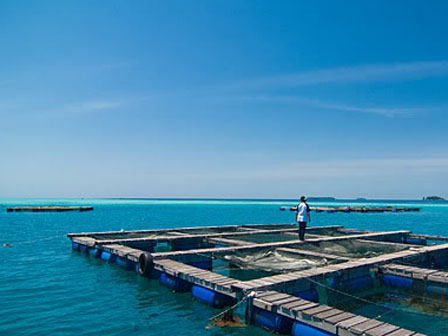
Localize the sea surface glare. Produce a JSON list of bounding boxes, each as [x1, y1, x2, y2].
[[1, 199, 447, 336]]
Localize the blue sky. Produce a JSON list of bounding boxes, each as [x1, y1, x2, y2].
[[1, 0, 448, 199]]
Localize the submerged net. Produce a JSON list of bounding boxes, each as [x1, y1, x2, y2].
[[220, 249, 329, 273], [215, 238, 409, 273], [326, 282, 448, 336], [300, 239, 409, 258]]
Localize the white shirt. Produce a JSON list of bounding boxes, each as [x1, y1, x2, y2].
[[297, 202, 309, 222]]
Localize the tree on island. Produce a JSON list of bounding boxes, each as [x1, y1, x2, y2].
[[423, 196, 446, 201]]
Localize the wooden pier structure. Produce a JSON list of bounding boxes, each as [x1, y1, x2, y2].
[[7, 205, 93, 212], [68, 223, 448, 335], [280, 206, 421, 213]]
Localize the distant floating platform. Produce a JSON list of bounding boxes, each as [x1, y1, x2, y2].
[[280, 206, 420, 213], [6, 206, 94, 213]]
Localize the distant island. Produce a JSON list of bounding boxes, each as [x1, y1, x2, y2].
[[423, 196, 446, 201], [307, 197, 336, 201]]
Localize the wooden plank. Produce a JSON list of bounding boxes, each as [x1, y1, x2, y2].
[[282, 299, 310, 310], [356, 239, 419, 248], [364, 323, 400, 336], [301, 305, 333, 318], [313, 308, 346, 320], [262, 293, 291, 303], [349, 319, 384, 334], [410, 234, 448, 241], [385, 329, 418, 336], [255, 291, 279, 298], [325, 312, 356, 325], [168, 231, 191, 236], [276, 247, 351, 262], [205, 237, 250, 246], [337, 315, 369, 336], [272, 296, 301, 306], [291, 302, 319, 314]]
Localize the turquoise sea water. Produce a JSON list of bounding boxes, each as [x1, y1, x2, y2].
[[1, 199, 448, 336]]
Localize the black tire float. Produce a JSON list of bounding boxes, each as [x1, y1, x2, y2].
[[138, 252, 154, 277]]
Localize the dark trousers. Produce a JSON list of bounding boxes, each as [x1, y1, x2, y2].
[[299, 221, 307, 240]]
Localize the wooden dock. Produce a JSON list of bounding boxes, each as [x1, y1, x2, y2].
[[252, 290, 421, 336], [280, 206, 421, 213], [7, 206, 93, 212], [67, 223, 448, 336]]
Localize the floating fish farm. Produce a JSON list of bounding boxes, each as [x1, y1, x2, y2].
[[280, 206, 421, 213], [68, 223, 448, 336], [7, 206, 94, 212]]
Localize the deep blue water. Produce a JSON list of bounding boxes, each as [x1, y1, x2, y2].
[[1, 199, 448, 335]]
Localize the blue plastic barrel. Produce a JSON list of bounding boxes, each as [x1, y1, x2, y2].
[[79, 244, 88, 253], [100, 251, 117, 263], [426, 283, 448, 295], [87, 248, 100, 257], [383, 275, 413, 288], [72, 242, 80, 251], [116, 256, 135, 270], [293, 288, 318, 302], [251, 306, 293, 334], [292, 321, 332, 336], [191, 285, 236, 308], [160, 272, 191, 292]]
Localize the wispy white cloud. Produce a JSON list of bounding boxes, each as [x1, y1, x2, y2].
[[212, 60, 448, 118], [237, 61, 448, 89], [233, 95, 430, 117], [71, 100, 123, 112]]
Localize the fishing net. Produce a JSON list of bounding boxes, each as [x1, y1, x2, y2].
[[214, 238, 409, 273], [220, 248, 329, 273], [299, 239, 409, 258], [235, 233, 299, 244]]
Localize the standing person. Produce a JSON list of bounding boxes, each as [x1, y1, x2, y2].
[[296, 196, 311, 240]]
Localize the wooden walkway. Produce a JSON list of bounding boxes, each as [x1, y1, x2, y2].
[[380, 263, 448, 284], [252, 290, 425, 336], [154, 259, 239, 297]]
